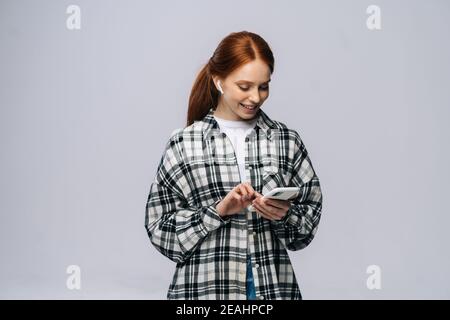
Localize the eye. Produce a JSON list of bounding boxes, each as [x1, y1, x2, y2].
[[238, 85, 269, 91]]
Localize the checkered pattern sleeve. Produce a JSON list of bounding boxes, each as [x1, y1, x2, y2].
[[144, 135, 230, 263], [270, 132, 323, 251]]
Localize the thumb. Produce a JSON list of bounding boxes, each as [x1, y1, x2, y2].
[[254, 191, 263, 198]]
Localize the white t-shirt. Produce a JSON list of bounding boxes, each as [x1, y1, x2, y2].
[[213, 115, 257, 183]]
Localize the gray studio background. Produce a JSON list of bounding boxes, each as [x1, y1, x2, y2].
[[1, 0, 449, 299]]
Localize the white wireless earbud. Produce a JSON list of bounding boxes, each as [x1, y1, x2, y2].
[[217, 80, 224, 95]]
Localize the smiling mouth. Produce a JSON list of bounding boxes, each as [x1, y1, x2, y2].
[[240, 103, 258, 110]]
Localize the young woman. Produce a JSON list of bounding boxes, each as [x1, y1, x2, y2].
[[145, 31, 323, 300]]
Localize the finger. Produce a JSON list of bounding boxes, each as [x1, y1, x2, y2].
[[252, 192, 263, 204], [258, 197, 286, 213], [238, 186, 252, 203], [255, 204, 280, 221], [239, 185, 249, 199], [254, 190, 263, 198], [251, 193, 264, 207], [252, 203, 270, 219], [233, 193, 247, 208], [265, 199, 290, 210], [252, 202, 279, 220], [259, 201, 286, 220], [243, 182, 256, 199], [235, 185, 247, 198]]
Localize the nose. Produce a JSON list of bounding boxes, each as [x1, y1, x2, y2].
[[249, 88, 261, 105]]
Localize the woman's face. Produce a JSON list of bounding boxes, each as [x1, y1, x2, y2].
[[213, 59, 271, 121]]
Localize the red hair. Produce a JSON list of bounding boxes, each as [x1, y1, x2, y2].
[[186, 31, 275, 127]]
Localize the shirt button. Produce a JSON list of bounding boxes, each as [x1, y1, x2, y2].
[[240, 263, 246, 276], [258, 295, 265, 300], [255, 263, 260, 268], [245, 137, 249, 142]]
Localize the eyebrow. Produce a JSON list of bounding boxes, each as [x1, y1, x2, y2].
[[236, 79, 271, 85]]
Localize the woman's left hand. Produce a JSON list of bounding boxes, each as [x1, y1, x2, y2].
[[251, 191, 291, 221]]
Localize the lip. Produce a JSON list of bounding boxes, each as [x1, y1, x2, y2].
[[240, 103, 257, 108], [239, 103, 258, 112]]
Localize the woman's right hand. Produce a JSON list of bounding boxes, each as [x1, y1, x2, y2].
[[216, 182, 260, 218]]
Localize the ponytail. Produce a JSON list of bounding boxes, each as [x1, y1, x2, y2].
[[186, 62, 219, 127]]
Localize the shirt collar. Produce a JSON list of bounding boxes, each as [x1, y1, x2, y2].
[[200, 106, 277, 141]]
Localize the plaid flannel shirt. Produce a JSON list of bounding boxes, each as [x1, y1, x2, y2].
[[145, 107, 323, 300]]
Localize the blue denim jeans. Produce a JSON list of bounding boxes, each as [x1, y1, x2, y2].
[[246, 254, 256, 300]]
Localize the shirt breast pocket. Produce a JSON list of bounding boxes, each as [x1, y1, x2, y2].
[[261, 156, 292, 195]]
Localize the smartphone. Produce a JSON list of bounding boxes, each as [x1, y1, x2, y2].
[[263, 187, 301, 200], [247, 187, 301, 212]]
